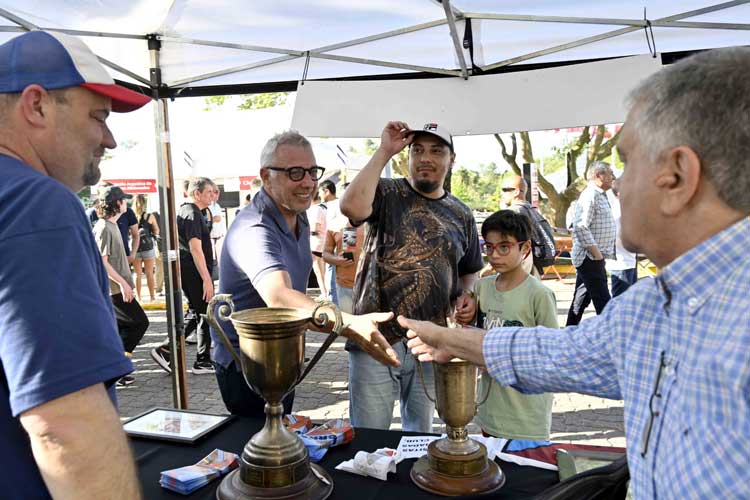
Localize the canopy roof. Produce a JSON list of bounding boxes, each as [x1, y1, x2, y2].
[[1, 1, 748, 97]]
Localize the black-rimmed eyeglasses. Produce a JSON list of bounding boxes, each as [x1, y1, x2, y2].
[[266, 166, 325, 182]]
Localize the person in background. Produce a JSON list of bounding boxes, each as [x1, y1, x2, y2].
[[322, 213, 364, 313], [0, 29, 149, 499], [89, 182, 140, 263], [566, 161, 616, 326], [93, 186, 149, 386], [151, 210, 165, 296], [132, 194, 160, 303], [606, 178, 637, 297], [151, 177, 216, 374], [319, 179, 339, 304], [307, 191, 328, 298], [208, 184, 226, 267]]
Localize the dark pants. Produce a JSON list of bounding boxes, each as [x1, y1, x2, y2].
[[111, 293, 149, 353], [566, 257, 611, 326], [610, 268, 637, 298], [180, 259, 212, 361], [214, 361, 295, 418]]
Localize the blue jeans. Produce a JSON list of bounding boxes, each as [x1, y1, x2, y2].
[[348, 341, 435, 432], [336, 285, 353, 314], [325, 265, 338, 305], [610, 268, 637, 297]]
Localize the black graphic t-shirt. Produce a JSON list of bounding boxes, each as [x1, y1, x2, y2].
[[351, 178, 483, 347], [177, 202, 213, 271]]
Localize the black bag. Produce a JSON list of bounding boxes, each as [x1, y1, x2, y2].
[[137, 213, 154, 253], [519, 204, 557, 274]]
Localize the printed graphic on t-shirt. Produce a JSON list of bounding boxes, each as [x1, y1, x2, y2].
[[483, 309, 524, 330], [342, 226, 358, 250]]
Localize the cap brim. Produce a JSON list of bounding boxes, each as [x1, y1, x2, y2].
[[406, 129, 453, 149], [81, 83, 151, 113]]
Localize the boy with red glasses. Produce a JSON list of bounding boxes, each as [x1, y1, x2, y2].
[[469, 210, 559, 440]]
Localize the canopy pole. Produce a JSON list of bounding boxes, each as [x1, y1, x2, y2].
[[149, 35, 189, 409]]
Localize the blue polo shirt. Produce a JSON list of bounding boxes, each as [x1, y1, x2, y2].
[[0, 155, 132, 499], [213, 188, 312, 369]]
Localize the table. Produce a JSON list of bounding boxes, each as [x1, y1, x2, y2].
[[132, 416, 559, 499]]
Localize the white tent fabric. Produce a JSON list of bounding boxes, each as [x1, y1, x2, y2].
[[1, 1, 748, 90]]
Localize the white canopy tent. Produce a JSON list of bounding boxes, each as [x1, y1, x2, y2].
[[2, 1, 747, 407]]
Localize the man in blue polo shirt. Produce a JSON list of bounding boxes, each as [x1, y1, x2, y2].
[[0, 31, 150, 499], [214, 130, 400, 418]]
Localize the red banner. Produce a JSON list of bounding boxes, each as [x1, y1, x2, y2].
[[239, 176, 258, 189], [103, 179, 157, 194]]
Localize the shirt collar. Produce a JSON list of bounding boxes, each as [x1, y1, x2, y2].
[[255, 187, 309, 235], [658, 217, 750, 307]]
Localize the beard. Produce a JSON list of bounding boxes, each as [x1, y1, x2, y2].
[[414, 178, 440, 194], [82, 160, 102, 187]]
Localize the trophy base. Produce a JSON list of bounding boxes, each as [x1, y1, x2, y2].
[[216, 464, 333, 500], [410, 454, 505, 497]]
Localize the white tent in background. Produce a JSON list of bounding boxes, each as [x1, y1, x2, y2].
[[2, 1, 747, 407]]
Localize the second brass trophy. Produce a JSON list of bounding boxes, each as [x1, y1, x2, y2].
[[207, 294, 343, 500], [412, 357, 505, 496]]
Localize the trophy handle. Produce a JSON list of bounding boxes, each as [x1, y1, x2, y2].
[[416, 359, 437, 403], [297, 301, 344, 384], [476, 374, 493, 409], [206, 294, 242, 368]]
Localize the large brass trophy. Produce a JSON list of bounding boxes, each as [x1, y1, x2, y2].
[[412, 359, 505, 496], [207, 294, 343, 500]]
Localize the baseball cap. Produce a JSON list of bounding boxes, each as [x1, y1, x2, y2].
[[408, 123, 454, 151], [0, 30, 151, 113], [101, 185, 133, 203]]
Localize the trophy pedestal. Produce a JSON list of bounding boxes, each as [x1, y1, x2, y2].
[[410, 440, 505, 497], [216, 464, 333, 500]]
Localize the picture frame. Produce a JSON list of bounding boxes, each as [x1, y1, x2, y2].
[[556, 449, 626, 481], [123, 407, 234, 444]]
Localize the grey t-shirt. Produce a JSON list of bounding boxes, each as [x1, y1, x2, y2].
[[93, 218, 134, 295]]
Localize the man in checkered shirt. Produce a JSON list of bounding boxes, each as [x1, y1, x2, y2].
[[567, 161, 616, 326], [400, 47, 750, 499]]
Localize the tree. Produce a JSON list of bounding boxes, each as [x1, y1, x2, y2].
[[204, 92, 289, 111], [494, 125, 621, 227]]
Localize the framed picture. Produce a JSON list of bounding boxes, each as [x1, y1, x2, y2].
[[123, 407, 233, 444], [556, 449, 626, 482]]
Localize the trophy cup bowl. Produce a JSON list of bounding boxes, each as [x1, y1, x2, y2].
[[207, 294, 342, 500], [411, 358, 505, 496]]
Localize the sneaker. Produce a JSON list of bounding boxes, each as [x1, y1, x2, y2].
[[185, 331, 198, 345], [150, 346, 172, 374], [116, 374, 135, 386], [192, 359, 215, 375]]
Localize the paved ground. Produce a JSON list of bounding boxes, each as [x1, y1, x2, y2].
[[118, 277, 625, 448]]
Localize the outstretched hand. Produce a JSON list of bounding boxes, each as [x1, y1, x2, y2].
[[397, 316, 455, 363], [378, 121, 414, 157], [339, 311, 401, 367]]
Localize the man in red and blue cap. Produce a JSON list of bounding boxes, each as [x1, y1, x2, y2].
[[0, 30, 150, 499]]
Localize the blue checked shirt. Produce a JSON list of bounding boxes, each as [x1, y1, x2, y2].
[[484, 217, 750, 499], [570, 184, 616, 267]]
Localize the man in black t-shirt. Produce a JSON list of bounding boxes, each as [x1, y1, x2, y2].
[[151, 177, 216, 374], [340, 121, 483, 432]]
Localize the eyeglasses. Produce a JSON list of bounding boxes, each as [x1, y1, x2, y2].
[[483, 241, 527, 256], [501, 187, 516, 193], [266, 166, 325, 182], [641, 350, 667, 457]]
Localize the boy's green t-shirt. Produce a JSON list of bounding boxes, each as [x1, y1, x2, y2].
[[475, 274, 558, 440]]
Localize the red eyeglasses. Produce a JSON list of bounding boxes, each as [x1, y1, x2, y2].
[[483, 241, 528, 256]]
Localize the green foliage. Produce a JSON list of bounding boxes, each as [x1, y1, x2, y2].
[[450, 163, 505, 210], [204, 92, 289, 111]]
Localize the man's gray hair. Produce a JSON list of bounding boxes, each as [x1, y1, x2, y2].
[[188, 177, 214, 196], [260, 130, 312, 168], [626, 47, 750, 212], [588, 161, 612, 181]]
